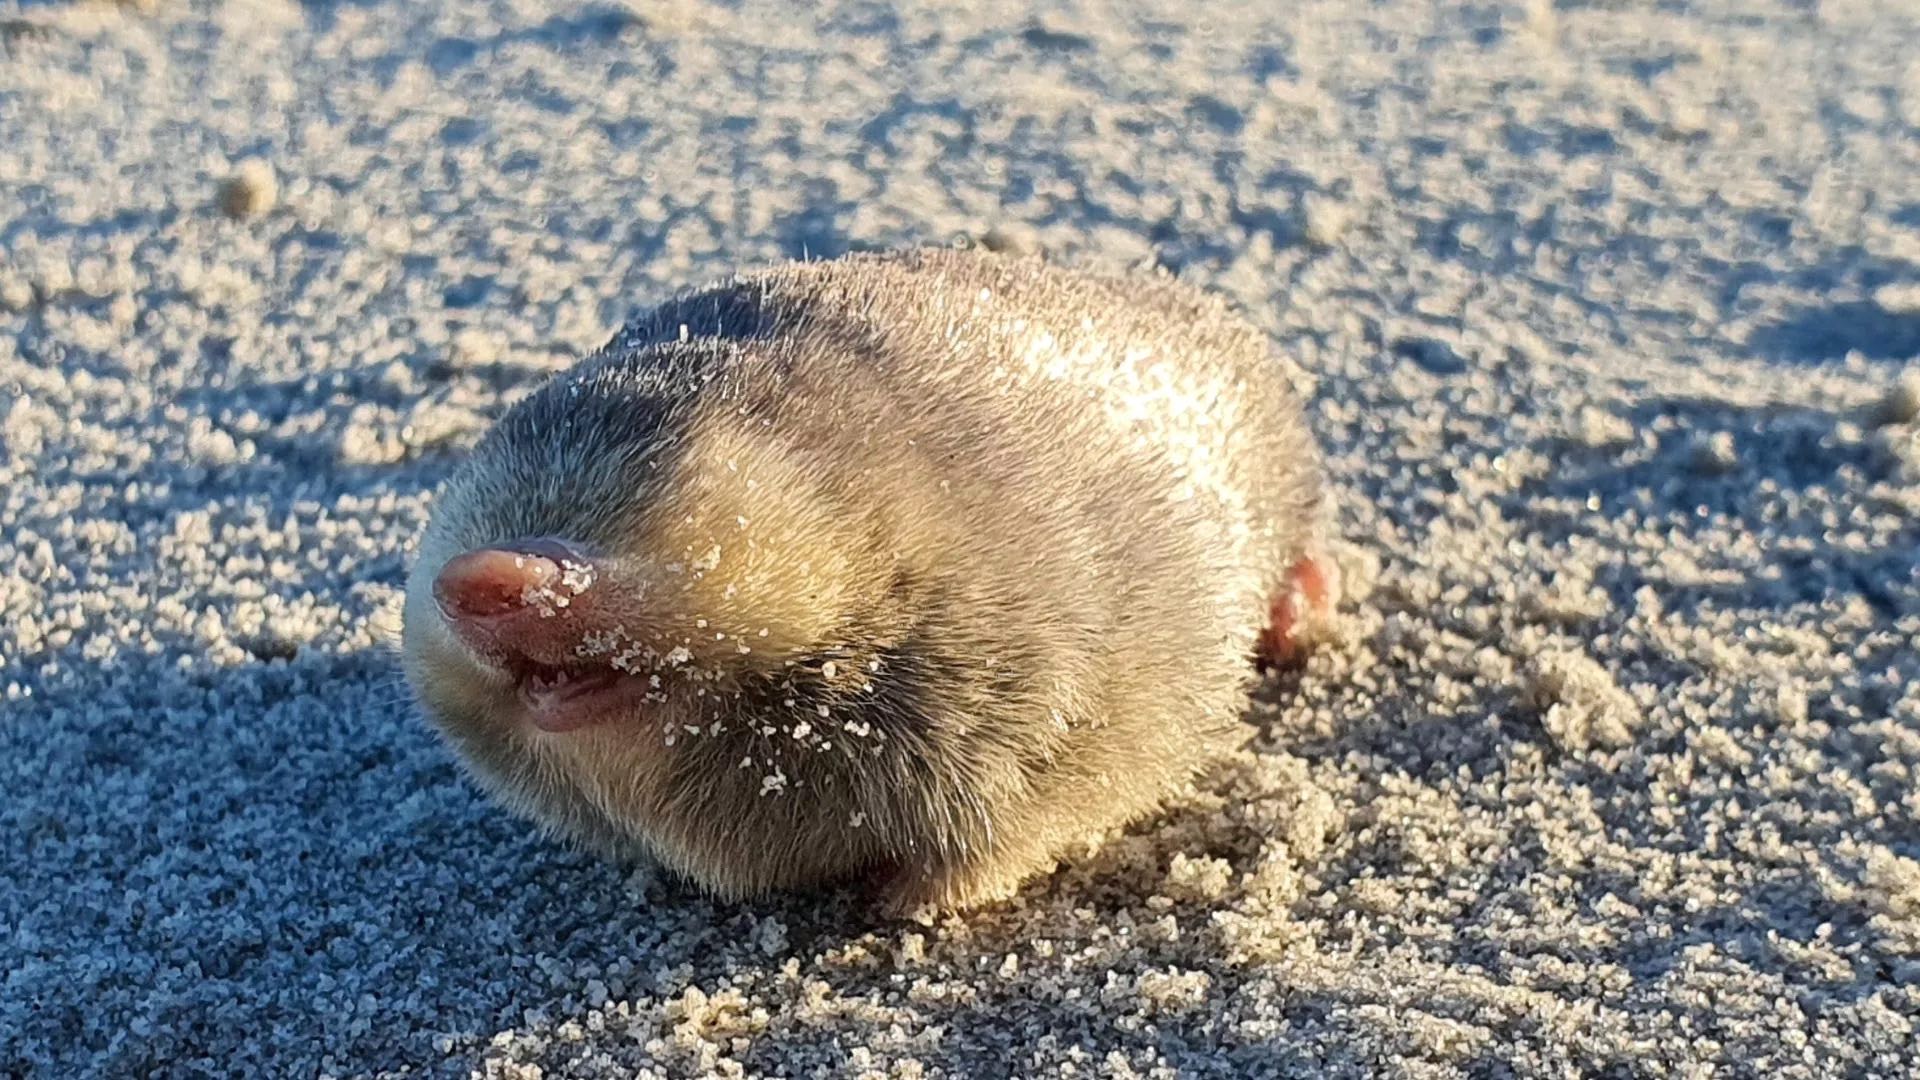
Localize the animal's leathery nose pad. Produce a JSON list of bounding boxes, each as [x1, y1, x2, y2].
[[432, 538, 599, 626], [429, 539, 640, 732]]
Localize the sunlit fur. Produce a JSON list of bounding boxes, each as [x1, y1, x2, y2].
[[401, 248, 1326, 911]]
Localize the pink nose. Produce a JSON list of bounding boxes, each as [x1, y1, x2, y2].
[[433, 537, 594, 620]]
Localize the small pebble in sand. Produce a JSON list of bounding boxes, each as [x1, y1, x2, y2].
[[1301, 194, 1352, 249], [1872, 282, 1920, 315], [1163, 852, 1235, 903], [1524, 571, 1612, 626], [1772, 680, 1808, 726], [1522, 650, 1642, 752], [1688, 430, 1738, 475], [977, 224, 1039, 256], [1569, 405, 1634, 450], [0, 276, 34, 313], [1863, 848, 1920, 919], [449, 328, 500, 368], [1876, 369, 1920, 426], [1133, 968, 1214, 1014], [219, 159, 278, 219]]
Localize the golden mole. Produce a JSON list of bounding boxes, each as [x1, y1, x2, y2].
[[401, 247, 1336, 913]]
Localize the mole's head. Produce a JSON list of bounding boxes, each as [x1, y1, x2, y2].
[[400, 347, 897, 868]]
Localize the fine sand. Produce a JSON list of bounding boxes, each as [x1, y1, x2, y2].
[[3, 0, 1918, 1076]]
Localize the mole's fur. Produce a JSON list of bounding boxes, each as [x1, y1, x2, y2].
[[401, 248, 1329, 912]]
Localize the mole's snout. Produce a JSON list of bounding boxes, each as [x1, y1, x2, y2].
[[431, 539, 603, 664], [428, 539, 652, 732], [433, 539, 590, 621], [432, 539, 594, 622]]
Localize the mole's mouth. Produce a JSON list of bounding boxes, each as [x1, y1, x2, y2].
[[509, 660, 645, 733], [430, 539, 652, 734]]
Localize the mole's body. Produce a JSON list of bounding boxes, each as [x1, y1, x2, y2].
[[401, 248, 1333, 912]]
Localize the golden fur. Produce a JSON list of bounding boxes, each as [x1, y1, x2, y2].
[[401, 248, 1325, 912]]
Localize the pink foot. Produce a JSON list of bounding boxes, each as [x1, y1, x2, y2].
[[1259, 553, 1340, 669]]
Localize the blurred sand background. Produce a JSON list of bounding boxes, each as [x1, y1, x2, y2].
[[3, 0, 1919, 1075]]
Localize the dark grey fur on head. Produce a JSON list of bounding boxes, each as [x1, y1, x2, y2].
[[402, 247, 1327, 911]]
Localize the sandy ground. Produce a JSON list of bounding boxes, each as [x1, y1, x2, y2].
[[3, 0, 1919, 1075]]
